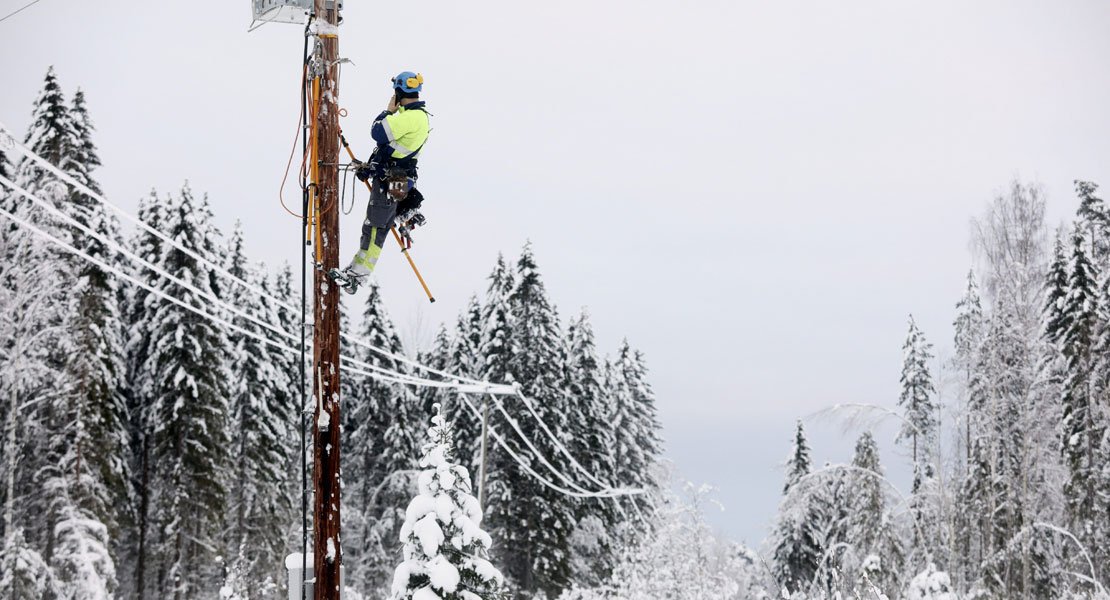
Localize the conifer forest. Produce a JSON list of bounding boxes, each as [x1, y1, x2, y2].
[[3, 36, 1110, 600]]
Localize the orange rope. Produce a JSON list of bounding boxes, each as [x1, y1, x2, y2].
[[278, 64, 309, 219]]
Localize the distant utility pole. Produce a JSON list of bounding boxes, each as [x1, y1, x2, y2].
[[311, 0, 343, 597]]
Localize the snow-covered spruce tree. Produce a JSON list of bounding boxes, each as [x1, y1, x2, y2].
[[501, 243, 574, 597], [1045, 230, 1073, 346], [42, 85, 132, 599], [4, 66, 125, 597], [896, 316, 943, 573], [563, 310, 618, 587], [8, 65, 81, 494], [1075, 180, 1109, 263], [479, 254, 515, 389], [770, 421, 821, 595], [897, 315, 938, 467], [346, 281, 420, 597], [14, 67, 80, 201], [845, 431, 902, 596], [140, 184, 232, 599], [1074, 180, 1110, 581], [121, 189, 169, 598], [222, 225, 292, 598], [1058, 225, 1104, 566], [47, 98, 127, 598], [607, 340, 663, 523], [390, 406, 506, 600]]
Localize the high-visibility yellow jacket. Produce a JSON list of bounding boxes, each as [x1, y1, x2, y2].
[[370, 101, 430, 162]]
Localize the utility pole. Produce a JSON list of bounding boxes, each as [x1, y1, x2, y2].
[[310, 0, 342, 598]]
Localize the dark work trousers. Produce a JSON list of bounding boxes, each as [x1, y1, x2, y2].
[[348, 179, 397, 276]]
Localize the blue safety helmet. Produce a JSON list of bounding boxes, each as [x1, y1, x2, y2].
[[392, 71, 424, 94]]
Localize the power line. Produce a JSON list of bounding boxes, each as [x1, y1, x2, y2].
[[458, 394, 641, 499], [0, 0, 45, 24], [508, 389, 621, 492], [487, 391, 614, 495]]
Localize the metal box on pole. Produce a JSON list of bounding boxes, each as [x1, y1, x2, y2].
[[250, 0, 342, 28]]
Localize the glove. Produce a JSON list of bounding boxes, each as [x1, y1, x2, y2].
[[355, 164, 373, 182], [397, 188, 424, 214]]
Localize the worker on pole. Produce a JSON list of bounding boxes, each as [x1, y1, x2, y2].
[[330, 71, 430, 294]]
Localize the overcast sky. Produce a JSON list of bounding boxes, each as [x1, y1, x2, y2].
[[2, 0, 1109, 547]]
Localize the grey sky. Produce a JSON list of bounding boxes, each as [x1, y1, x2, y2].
[[2, 0, 1109, 547]]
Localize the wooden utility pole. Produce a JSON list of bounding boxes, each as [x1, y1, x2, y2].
[[311, 0, 343, 598]]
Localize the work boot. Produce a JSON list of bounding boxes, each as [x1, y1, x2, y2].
[[327, 267, 365, 295]]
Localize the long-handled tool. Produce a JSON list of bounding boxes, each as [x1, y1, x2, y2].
[[338, 131, 435, 303]]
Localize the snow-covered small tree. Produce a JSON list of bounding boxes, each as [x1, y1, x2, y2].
[[390, 405, 506, 600], [897, 315, 937, 466]]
